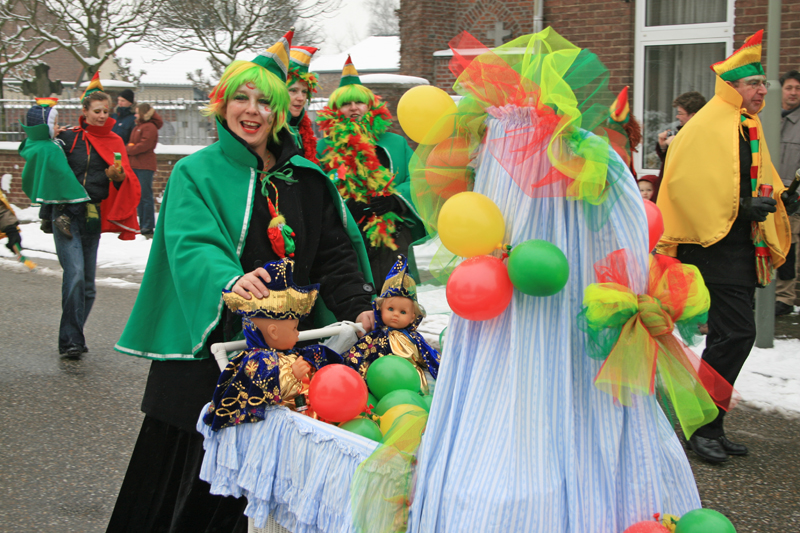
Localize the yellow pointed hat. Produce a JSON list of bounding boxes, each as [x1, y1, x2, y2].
[[251, 28, 294, 82], [711, 30, 765, 81], [609, 86, 630, 124], [339, 55, 361, 87], [288, 45, 320, 93], [80, 72, 104, 101]]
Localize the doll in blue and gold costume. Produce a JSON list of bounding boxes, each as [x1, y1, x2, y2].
[[343, 255, 440, 393], [203, 258, 342, 431]]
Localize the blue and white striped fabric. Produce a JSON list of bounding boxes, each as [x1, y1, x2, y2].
[[198, 405, 378, 532], [408, 107, 700, 533]]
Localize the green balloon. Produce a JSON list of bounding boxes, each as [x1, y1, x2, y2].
[[339, 418, 383, 442], [374, 389, 428, 416], [423, 394, 434, 411], [507, 239, 569, 296], [676, 509, 736, 533], [366, 355, 420, 399]]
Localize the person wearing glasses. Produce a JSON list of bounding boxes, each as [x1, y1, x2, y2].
[[657, 31, 798, 464]]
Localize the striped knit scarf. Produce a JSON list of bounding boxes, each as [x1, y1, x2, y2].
[[741, 114, 772, 285]]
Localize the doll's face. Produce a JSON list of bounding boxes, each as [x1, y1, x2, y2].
[[251, 317, 299, 351], [381, 297, 416, 329]]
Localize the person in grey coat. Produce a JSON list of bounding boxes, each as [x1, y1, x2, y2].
[[777, 70, 800, 316]]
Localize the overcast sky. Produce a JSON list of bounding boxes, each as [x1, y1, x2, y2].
[[318, 0, 369, 54]]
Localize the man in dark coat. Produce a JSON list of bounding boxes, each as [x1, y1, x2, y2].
[[111, 88, 136, 144]]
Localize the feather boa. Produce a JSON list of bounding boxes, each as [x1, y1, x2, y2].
[[298, 113, 319, 164], [317, 102, 400, 249]]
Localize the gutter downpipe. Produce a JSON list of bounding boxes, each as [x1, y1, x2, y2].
[[533, 0, 544, 33]]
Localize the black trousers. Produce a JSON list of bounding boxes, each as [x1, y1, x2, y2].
[[694, 283, 756, 439], [106, 416, 248, 533]]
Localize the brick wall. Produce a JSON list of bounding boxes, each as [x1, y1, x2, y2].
[[404, 0, 634, 92], [543, 0, 636, 92], [1, 148, 189, 211], [735, 0, 800, 77], [408, 0, 800, 102]]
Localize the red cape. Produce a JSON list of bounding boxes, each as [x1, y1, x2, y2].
[[75, 116, 141, 240]]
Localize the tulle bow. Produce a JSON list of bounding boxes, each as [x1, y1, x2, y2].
[[578, 250, 738, 438]]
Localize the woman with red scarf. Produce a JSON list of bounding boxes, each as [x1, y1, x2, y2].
[[54, 79, 140, 359], [286, 45, 320, 163]]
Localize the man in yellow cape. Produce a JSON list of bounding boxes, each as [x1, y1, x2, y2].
[[657, 30, 797, 464]]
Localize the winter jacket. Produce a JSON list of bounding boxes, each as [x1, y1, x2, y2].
[[111, 106, 136, 144], [780, 105, 800, 187], [127, 110, 163, 171]]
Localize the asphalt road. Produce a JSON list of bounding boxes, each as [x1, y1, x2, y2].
[[0, 263, 798, 532]]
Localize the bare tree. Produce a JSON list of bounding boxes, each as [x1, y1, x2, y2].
[[109, 56, 145, 85], [366, 0, 399, 36], [147, 0, 341, 69], [0, 0, 59, 136], [18, 0, 165, 81]]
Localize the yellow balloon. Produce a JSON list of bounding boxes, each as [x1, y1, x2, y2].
[[397, 85, 457, 145], [379, 404, 427, 435], [438, 192, 505, 257]]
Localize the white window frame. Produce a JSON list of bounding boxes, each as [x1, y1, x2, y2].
[[633, 0, 735, 173]]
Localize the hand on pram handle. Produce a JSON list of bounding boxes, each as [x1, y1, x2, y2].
[[210, 321, 367, 371]]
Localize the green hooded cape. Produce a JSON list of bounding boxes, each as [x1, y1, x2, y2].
[[115, 120, 371, 361], [19, 124, 90, 204]]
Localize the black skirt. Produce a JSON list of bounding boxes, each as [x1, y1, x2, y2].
[[106, 415, 248, 533]]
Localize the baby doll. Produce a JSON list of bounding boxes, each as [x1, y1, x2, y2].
[[343, 255, 440, 394], [203, 258, 342, 431], [19, 97, 89, 238]]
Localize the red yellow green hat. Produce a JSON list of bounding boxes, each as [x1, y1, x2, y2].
[[34, 97, 58, 107], [339, 55, 361, 88], [288, 45, 319, 93], [711, 30, 765, 82], [80, 72, 104, 101], [609, 86, 630, 124], [251, 29, 294, 82]]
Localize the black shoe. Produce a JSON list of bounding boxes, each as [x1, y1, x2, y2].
[[60, 346, 83, 360], [54, 215, 73, 239], [40, 219, 53, 234], [776, 301, 794, 316], [688, 434, 728, 463], [718, 435, 748, 456]]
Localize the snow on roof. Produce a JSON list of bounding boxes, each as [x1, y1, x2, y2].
[[311, 36, 400, 73], [79, 79, 136, 88], [114, 42, 212, 87], [359, 73, 429, 86]]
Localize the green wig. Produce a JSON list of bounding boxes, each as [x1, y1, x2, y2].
[[205, 60, 290, 142], [328, 84, 376, 110]]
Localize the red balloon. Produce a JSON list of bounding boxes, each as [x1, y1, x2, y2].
[[446, 255, 513, 321], [624, 521, 669, 533], [643, 199, 664, 252], [308, 364, 368, 423]]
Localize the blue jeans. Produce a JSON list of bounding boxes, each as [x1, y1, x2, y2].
[[53, 207, 100, 353], [135, 169, 155, 233]]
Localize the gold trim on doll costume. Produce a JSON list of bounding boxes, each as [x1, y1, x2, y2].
[[388, 331, 430, 394], [222, 287, 319, 320]]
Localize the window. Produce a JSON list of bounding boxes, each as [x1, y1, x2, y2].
[[633, 0, 734, 172]]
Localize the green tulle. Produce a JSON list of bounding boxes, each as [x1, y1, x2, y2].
[[350, 411, 428, 533]]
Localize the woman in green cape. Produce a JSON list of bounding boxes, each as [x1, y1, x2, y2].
[[108, 30, 375, 533]]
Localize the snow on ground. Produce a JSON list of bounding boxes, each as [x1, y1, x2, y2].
[[2, 204, 798, 418]]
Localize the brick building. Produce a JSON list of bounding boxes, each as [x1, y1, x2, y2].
[[399, 0, 800, 173]]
